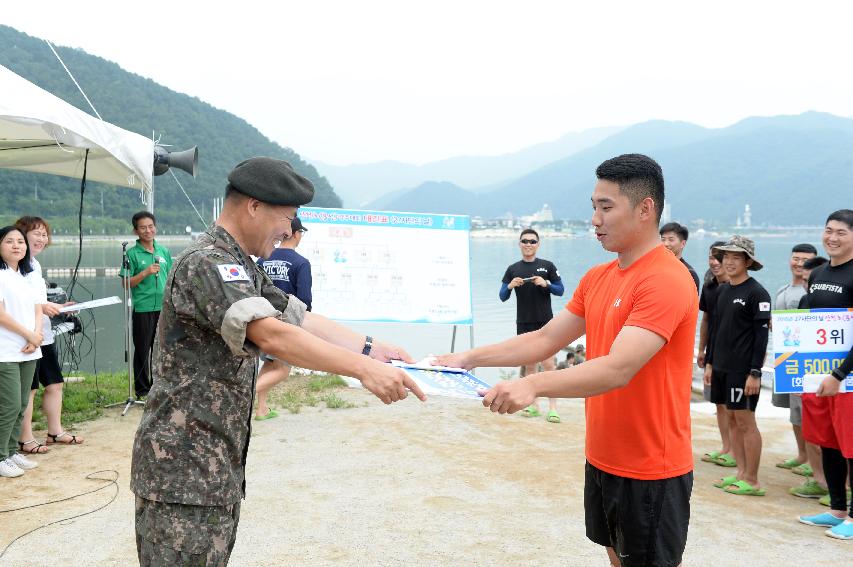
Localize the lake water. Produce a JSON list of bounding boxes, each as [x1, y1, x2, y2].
[[38, 231, 821, 383]]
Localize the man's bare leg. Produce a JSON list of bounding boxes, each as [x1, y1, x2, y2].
[[255, 360, 291, 417], [734, 410, 762, 488], [716, 404, 731, 454]]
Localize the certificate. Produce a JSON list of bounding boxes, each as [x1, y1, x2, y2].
[[771, 308, 853, 393], [391, 361, 491, 399]]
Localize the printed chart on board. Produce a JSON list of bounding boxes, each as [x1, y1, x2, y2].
[[298, 207, 472, 324]]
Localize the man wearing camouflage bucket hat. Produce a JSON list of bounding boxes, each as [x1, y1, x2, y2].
[[704, 235, 771, 497], [130, 157, 426, 565]]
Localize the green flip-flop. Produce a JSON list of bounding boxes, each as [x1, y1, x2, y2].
[[701, 450, 721, 463], [713, 475, 738, 489], [724, 480, 766, 496], [713, 453, 737, 468], [776, 457, 803, 470], [546, 411, 561, 423], [522, 406, 541, 418], [254, 409, 279, 421], [791, 463, 813, 477]]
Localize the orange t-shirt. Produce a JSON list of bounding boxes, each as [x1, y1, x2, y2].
[[566, 244, 699, 480]]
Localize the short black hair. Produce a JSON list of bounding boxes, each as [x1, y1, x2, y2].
[[132, 211, 156, 229], [520, 228, 539, 241], [803, 256, 828, 270], [826, 209, 853, 230], [595, 154, 665, 223], [709, 239, 727, 251], [0, 226, 34, 275], [659, 222, 688, 241], [792, 243, 817, 254]]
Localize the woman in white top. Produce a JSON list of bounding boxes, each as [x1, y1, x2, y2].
[[15, 216, 84, 453], [0, 226, 43, 478]]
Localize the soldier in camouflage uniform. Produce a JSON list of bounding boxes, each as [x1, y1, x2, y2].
[[131, 157, 425, 566]]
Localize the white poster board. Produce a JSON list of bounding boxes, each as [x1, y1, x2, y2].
[[771, 308, 853, 393], [298, 207, 473, 324]]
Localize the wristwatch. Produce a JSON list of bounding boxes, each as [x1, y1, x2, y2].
[[749, 369, 762, 378], [831, 368, 847, 382], [361, 335, 373, 356]]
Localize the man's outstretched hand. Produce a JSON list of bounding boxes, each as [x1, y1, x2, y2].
[[479, 378, 537, 415]]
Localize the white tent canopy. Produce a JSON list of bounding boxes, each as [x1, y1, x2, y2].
[[0, 64, 154, 196]]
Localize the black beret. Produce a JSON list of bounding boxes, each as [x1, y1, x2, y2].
[[227, 157, 314, 206]]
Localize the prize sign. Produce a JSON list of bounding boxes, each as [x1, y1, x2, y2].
[[771, 308, 853, 393]]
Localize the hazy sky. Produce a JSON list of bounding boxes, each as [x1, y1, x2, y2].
[[5, 1, 853, 165]]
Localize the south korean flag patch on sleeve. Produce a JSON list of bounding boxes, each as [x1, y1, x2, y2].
[[217, 264, 251, 283], [759, 301, 770, 312]]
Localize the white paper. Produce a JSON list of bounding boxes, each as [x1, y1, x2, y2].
[[58, 296, 121, 313]]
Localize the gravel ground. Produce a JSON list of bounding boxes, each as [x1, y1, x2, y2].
[[0, 389, 849, 566]]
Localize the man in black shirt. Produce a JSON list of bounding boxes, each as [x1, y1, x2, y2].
[[698, 240, 736, 468], [660, 222, 701, 293], [798, 209, 853, 540], [705, 236, 770, 496], [500, 228, 564, 422]]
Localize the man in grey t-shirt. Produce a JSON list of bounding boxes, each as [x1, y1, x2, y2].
[[772, 244, 827, 499]]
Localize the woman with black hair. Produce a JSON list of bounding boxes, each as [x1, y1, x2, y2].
[[15, 216, 84, 452], [0, 226, 44, 478]]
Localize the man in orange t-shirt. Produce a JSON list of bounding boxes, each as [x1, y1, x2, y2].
[[437, 154, 699, 566]]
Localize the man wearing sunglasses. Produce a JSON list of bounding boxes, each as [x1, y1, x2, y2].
[[500, 228, 564, 422]]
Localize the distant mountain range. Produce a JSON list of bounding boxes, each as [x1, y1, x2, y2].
[[358, 112, 853, 226], [311, 126, 622, 207], [0, 25, 341, 233]]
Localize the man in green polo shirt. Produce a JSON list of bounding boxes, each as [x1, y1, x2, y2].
[[119, 211, 173, 398]]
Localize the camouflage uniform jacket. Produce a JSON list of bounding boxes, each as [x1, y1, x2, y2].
[[130, 225, 307, 506]]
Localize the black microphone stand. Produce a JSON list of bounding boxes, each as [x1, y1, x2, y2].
[[106, 242, 144, 416]]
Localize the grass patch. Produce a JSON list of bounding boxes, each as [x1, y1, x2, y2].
[[31, 371, 130, 432], [28, 370, 355, 431], [269, 373, 356, 413]]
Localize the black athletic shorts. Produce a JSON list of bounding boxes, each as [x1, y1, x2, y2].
[[516, 320, 548, 335], [33, 342, 64, 389], [585, 461, 692, 567], [710, 369, 759, 411]]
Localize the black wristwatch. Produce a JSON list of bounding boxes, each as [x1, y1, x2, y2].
[[361, 335, 373, 356], [749, 369, 763, 378], [831, 368, 847, 382]]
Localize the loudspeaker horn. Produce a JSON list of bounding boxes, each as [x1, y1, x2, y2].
[[153, 145, 198, 177]]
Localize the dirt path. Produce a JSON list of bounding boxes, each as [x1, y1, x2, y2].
[[0, 389, 848, 566]]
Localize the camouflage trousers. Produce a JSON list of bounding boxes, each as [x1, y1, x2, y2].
[[135, 497, 241, 566]]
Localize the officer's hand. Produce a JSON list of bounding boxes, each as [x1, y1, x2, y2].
[[508, 277, 525, 289], [369, 340, 414, 363], [816, 374, 841, 397], [433, 352, 473, 371], [479, 378, 536, 414], [703, 364, 713, 386], [531, 276, 548, 288], [360, 361, 427, 404]]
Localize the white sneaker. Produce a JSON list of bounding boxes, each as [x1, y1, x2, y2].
[[0, 458, 25, 477], [10, 453, 38, 470]]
